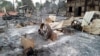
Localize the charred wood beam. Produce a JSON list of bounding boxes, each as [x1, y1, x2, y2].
[[99, 0, 100, 11], [74, 0, 77, 17], [84, 0, 88, 13]]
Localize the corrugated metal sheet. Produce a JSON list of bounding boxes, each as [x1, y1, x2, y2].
[[81, 11, 100, 26], [81, 11, 94, 26]]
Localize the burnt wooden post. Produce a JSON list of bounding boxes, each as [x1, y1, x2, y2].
[[99, 0, 100, 11], [74, 0, 77, 17], [84, 0, 87, 13]]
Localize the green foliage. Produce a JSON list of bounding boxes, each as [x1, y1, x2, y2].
[[0, 0, 13, 12], [17, 1, 22, 6], [21, 0, 34, 9]]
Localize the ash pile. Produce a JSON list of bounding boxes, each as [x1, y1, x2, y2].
[[0, 10, 100, 56]]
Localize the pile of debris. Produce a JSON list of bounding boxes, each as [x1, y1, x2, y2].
[[68, 11, 100, 35]]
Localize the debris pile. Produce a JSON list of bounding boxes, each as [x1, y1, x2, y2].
[[0, 10, 100, 56]]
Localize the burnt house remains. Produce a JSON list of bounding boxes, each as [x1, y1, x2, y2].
[[66, 0, 100, 17]]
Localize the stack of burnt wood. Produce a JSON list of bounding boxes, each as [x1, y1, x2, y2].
[[20, 22, 58, 56], [20, 16, 58, 56], [20, 15, 76, 56]]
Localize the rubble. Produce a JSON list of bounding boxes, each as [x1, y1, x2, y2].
[[70, 11, 100, 35], [21, 36, 34, 49], [21, 35, 35, 56], [0, 8, 100, 56], [82, 11, 100, 34], [38, 23, 57, 41]]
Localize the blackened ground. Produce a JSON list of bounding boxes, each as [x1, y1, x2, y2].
[[0, 16, 100, 56]]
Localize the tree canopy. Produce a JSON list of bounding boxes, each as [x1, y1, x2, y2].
[[0, 0, 13, 12]]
